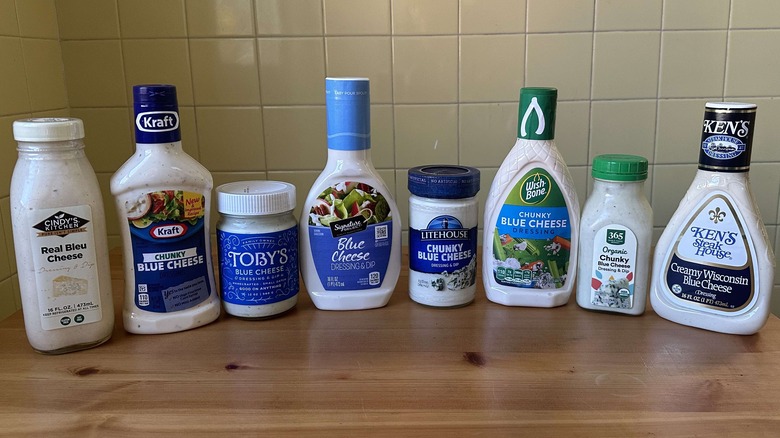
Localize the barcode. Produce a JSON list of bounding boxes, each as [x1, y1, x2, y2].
[[375, 224, 388, 240]]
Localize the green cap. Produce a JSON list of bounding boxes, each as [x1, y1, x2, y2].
[[592, 154, 648, 181], [518, 87, 557, 140]]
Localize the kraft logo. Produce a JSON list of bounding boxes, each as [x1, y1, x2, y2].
[[150, 223, 187, 239], [136, 111, 179, 132]]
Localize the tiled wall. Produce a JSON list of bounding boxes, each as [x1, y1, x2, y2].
[[1, 0, 780, 319]]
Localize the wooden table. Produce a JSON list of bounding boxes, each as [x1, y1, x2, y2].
[[1, 250, 779, 436]]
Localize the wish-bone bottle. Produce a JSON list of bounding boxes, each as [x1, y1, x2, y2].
[[650, 102, 775, 335]]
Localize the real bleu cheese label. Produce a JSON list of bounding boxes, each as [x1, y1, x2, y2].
[[663, 193, 756, 314], [29, 205, 103, 330]]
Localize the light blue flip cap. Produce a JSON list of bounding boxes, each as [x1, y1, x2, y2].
[[326, 77, 370, 150]]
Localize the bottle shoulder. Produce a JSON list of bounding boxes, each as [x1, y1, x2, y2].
[[112, 144, 213, 194]]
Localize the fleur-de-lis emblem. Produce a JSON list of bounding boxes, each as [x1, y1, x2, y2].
[[709, 207, 726, 223]]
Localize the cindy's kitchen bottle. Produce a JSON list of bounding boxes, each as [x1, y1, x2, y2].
[[482, 87, 580, 307], [111, 84, 220, 334], [300, 78, 401, 310], [650, 102, 775, 335]]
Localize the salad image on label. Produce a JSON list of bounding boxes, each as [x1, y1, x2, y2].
[[126, 190, 205, 228], [308, 182, 391, 229]]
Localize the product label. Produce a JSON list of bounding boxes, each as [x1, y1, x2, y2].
[[491, 168, 572, 289], [410, 215, 478, 292], [125, 190, 212, 312], [307, 182, 393, 290], [218, 226, 299, 306], [699, 106, 755, 171], [589, 225, 637, 309], [28, 205, 102, 330], [663, 194, 755, 313]]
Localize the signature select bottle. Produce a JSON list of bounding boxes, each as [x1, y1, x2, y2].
[[111, 85, 220, 333], [651, 102, 775, 335], [482, 87, 580, 307], [300, 78, 401, 310]]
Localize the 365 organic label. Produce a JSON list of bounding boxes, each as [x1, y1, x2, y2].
[[589, 225, 637, 309], [492, 168, 572, 289]]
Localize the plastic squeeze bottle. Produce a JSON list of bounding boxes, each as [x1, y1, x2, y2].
[[111, 85, 220, 334], [299, 78, 401, 310], [482, 87, 580, 307], [650, 102, 775, 335]]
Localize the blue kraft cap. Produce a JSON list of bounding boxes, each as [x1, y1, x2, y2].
[[326, 77, 370, 151], [408, 165, 480, 199], [133, 84, 181, 144]]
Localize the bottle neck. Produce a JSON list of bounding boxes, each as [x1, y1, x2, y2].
[[135, 140, 184, 153], [592, 178, 646, 196], [326, 147, 372, 166], [17, 140, 86, 159]]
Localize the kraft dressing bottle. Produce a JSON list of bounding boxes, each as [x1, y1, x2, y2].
[[650, 102, 775, 335], [300, 78, 401, 310], [482, 87, 580, 307]]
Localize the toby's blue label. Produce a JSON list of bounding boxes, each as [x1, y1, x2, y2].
[[699, 103, 756, 172], [133, 85, 182, 144]]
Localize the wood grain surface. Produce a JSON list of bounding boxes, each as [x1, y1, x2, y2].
[[0, 249, 778, 436]]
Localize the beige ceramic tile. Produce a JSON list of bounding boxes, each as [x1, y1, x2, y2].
[[654, 98, 713, 164], [118, 0, 186, 38], [525, 33, 592, 100], [70, 108, 133, 173], [56, 0, 120, 39], [122, 39, 194, 106], [659, 31, 726, 98], [726, 30, 780, 97], [663, 0, 729, 30], [0, 278, 16, 321], [377, 169, 396, 200], [748, 98, 780, 162], [186, 0, 253, 37], [256, 0, 323, 36], [651, 164, 697, 226], [0, 198, 13, 273], [61, 40, 126, 108], [590, 100, 656, 162], [371, 105, 394, 168], [263, 106, 327, 171], [266, 170, 320, 218], [568, 165, 589, 210], [0, 207, 11, 279], [750, 163, 780, 225], [16, 0, 58, 38], [0, 37, 30, 116], [324, 0, 390, 35], [731, 0, 780, 29], [527, 0, 594, 33], [258, 38, 325, 105], [190, 39, 260, 105], [196, 107, 265, 172], [459, 103, 517, 167], [178, 106, 200, 159], [32, 109, 69, 118], [394, 104, 458, 168], [460, 35, 524, 103], [21, 39, 68, 112], [461, 0, 525, 34], [595, 0, 661, 30], [326, 37, 392, 103], [393, 36, 457, 103], [1, 116, 21, 199], [393, 0, 458, 35], [592, 32, 659, 99], [394, 169, 409, 230], [477, 167, 499, 222], [0, 0, 18, 36], [556, 101, 590, 167]]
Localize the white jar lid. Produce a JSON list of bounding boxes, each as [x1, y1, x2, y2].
[[217, 181, 296, 216], [13, 118, 85, 142]]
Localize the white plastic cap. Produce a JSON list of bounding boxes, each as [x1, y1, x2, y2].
[[13, 118, 85, 142], [705, 102, 757, 110], [217, 181, 296, 216]]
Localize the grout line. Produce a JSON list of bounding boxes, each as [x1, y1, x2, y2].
[[388, 0, 397, 169], [586, 0, 597, 181], [723, 0, 734, 99], [252, 0, 270, 175], [181, 0, 203, 162], [650, 0, 666, 205], [456, 0, 461, 166]]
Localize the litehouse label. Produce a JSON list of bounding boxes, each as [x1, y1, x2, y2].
[[492, 168, 572, 289], [307, 181, 392, 290], [29, 205, 103, 330], [410, 215, 478, 292], [125, 190, 212, 312], [663, 194, 755, 313]]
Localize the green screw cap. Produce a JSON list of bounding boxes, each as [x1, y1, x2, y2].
[[592, 154, 648, 181], [518, 87, 557, 140]]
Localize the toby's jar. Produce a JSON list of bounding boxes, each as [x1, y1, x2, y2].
[[10, 118, 115, 354], [408, 165, 480, 307], [216, 181, 299, 319]]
